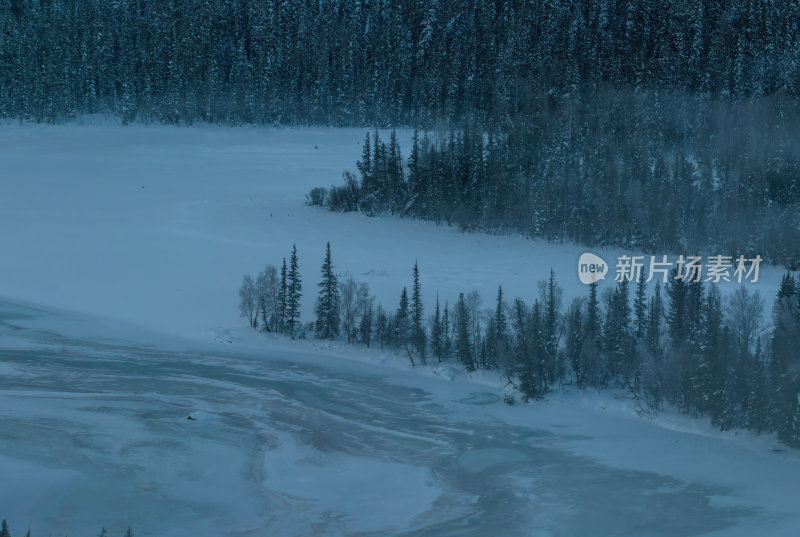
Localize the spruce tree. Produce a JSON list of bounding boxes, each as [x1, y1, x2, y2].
[[356, 132, 372, 191], [494, 285, 507, 341], [520, 299, 547, 399], [544, 269, 560, 357], [286, 244, 302, 336], [605, 280, 634, 384], [0, 520, 10, 537], [780, 392, 800, 448], [492, 285, 508, 368], [455, 293, 473, 371], [714, 351, 740, 431], [795, 276, 800, 327], [586, 281, 601, 346], [666, 267, 689, 344], [647, 281, 663, 357], [442, 300, 452, 358], [776, 272, 796, 306], [634, 272, 648, 340], [485, 317, 498, 370], [770, 275, 800, 446], [359, 296, 374, 347], [510, 297, 530, 388], [314, 242, 340, 339], [376, 304, 388, 349], [396, 287, 411, 358], [566, 300, 584, 385], [700, 285, 725, 417], [411, 261, 426, 363], [408, 130, 423, 216], [388, 130, 405, 213], [372, 130, 386, 208], [278, 258, 288, 333], [745, 336, 767, 433], [643, 282, 665, 409], [686, 279, 706, 349], [581, 281, 603, 387], [431, 292, 443, 362]]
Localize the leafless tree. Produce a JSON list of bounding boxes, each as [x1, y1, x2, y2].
[[238, 274, 258, 328], [340, 276, 359, 343], [727, 286, 764, 353], [256, 264, 279, 331]]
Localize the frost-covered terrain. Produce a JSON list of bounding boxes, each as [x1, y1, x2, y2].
[[1, 124, 783, 341], [1, 123, 798, 536], [3, 301, 800, 537]]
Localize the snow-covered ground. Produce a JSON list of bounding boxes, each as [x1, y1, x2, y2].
[[0, 123, 783, 342], [1, 123, 798, 536], [3, 301, 800, 537]]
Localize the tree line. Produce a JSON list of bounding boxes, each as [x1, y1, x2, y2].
[[313, 114, 800, 268], [1, 0, 798, 127], [240, 243, 800, 448], [8, 0, 800, 266], [238, 244, 303, 336], [0, 520, 131, 537]]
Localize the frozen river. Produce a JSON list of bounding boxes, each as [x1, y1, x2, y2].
[[1, 300, 786, 537]]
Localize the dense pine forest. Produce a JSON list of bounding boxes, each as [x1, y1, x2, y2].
[[1, 0, 799, 125], [240, 243, 800, 448], [315, 123, 800, 266], [5, 0, 797, 263]]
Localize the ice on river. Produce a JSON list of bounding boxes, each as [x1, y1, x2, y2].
[[2, 301, 799, 537]]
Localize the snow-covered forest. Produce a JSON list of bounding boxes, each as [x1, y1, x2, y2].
[[240, 241, 800, 448], [3, 0, 799, 264], [4, 0, 799, 259], [2, 0, 799, 124], [321, 123, 800, 266]]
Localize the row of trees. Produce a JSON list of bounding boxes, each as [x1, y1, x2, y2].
[[239, 243, 429, 359], [312, 242, 428, 362], [238, 244, 302, 336], [317, 122, 800, 267], [0, 521, 131, 537], [1, 0, 799, 126], [239, 244, 800, 447]]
